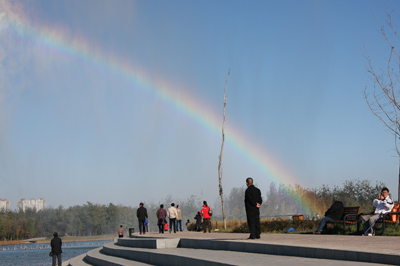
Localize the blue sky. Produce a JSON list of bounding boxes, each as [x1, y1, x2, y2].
[[1, 0, 400, 210]]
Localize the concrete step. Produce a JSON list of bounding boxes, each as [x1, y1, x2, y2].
[[117, 237, 180, 249], [178, 238, 400, 265], [84, 246, 152, 266], [63, 252, 91, 266], [72, 241, 391, 266], [65, 235, 400, 266]]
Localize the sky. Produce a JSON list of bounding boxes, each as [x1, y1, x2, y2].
[[1, 0, 400, 210]]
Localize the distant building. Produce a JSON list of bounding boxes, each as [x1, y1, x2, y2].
[[0, 199, 11, 212], [17, 198, 46, 212]]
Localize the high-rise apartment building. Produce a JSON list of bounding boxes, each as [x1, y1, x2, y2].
[[0, 199, 10, 212], [17, 198, 46, 212]]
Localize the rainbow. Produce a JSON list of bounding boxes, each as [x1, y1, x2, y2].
[[1, 3, 314, 215]]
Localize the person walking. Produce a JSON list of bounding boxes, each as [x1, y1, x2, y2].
[[201, 201, 212, 233], [156, 204, 167, 233], [167, 203, 178, 233], [50, 232, 62, 266], [118, 225, 124, 238], [244, 177, 262, 239], [176, 204, 183, 232], [137, 202, 148, 234]]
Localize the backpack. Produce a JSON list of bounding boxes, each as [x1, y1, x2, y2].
[[391, 204, 399, 222]]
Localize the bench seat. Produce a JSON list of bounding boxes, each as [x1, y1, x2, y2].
[[326, 206, 361, 234]]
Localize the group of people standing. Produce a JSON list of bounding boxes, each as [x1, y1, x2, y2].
[[155, 203, 183, 233], [193, 201, 213, 233], [133, 202, 183, 234], [134, 177, 263, 239]]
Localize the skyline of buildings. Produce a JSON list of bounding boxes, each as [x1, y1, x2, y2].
[[17, 198, 47, 213]]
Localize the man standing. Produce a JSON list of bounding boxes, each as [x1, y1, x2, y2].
[[244, 177, 262, 239], [360, 187, 394, 236], [176, 204, 183, 232], [137, 203, 148, 234], [167, 203, 178, 233], [50, 232, 62, 266]]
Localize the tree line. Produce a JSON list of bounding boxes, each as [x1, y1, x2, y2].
[[216, 178, 387, 221], [0, 179, 387, 241]]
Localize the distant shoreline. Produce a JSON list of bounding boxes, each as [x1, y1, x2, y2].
[[0, 234, 115, 246]]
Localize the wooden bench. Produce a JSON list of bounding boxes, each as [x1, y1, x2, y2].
[[325, 206, 361, 234], [375, 203, 400, 234]]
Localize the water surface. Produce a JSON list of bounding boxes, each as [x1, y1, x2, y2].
[[1, 240, 113, 266]]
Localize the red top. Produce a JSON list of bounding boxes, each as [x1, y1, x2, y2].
[[201, 205, 210, 219]]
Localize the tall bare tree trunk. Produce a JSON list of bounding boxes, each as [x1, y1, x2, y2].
[[364, 12, 400, 202], [218, 69, 230, 230]]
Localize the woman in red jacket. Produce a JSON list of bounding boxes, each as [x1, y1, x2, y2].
[[201, 201, 212, 233]]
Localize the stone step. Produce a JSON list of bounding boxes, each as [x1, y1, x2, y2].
[[83, 246, 152, 266], [117, 237, 180, 249], [66, 235, 400, 266], [73, 241, 390, 266], [63, 252, 91, 266], [178, 238, 400, 265]]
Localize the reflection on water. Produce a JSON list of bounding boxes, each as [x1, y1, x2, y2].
[[0, 240, 113, 266]]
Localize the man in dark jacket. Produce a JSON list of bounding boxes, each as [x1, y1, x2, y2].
[[314, 197, 344, 234], [194, 211, 202, 231], [245, 177, 262, 239], [137, 202, 148, 234], [50, 232, 62, 266]]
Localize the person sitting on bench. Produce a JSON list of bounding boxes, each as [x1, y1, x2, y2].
[[314, 196, 344, 234], [360, 187, 394, 236]]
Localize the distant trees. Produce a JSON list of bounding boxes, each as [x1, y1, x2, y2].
[[0, 195, 202, 241], [215, 179, 386, 220], [0, 180, 387, 241]]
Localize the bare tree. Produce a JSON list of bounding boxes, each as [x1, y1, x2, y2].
[[364, 12, 400, 202], [218, 69, 230, 230]]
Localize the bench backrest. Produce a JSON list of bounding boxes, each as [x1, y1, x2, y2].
[[340, 206, 360, 220]]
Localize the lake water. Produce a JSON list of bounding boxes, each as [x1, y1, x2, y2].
[[0, 240, 113, 266]]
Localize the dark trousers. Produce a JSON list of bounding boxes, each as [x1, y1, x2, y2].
[[247, 212, 261, 238], [169, 218, 176, 233], [138, 219, 146, 233], [176, 219, 182, 231], [52, 254, 61, 266], [158, 219, 165, 233], [203, 218, 211, 232], [195, 223, 202, 231], [158, 224, 165, 233]]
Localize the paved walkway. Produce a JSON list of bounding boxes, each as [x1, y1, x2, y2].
[[142, 231, 400, 256]]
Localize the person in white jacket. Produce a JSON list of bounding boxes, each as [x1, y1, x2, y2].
[[167, 203, 178, 233], [360, 187, 394, 235]]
